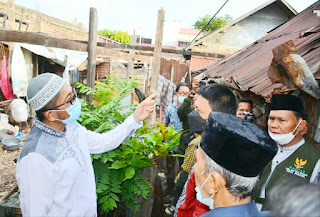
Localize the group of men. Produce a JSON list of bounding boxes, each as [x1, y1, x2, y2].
[[163, 79, 319, 217], [15, 73, 319, 217]]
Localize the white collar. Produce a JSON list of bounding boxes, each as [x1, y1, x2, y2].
[[278, 138, 305, 151]]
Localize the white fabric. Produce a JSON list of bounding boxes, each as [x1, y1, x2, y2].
[[257, 138, 320, 210], [11, 44, 29, 97], [11, 99, 28, 122], [16, 114, 142, 217], [19, 43, 88, 68]]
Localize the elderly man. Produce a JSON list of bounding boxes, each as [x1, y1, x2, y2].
[[16, 73, 155, 217], [174, 84, 238, 217], [194, 112, 278, 217], [255, 94, 320, 210]]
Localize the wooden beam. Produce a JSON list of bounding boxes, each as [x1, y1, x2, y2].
[[87, 7, 98, 102], [0, 29, 225, 59], [0, 29, 131, 58], [95, 43, 225, 58]]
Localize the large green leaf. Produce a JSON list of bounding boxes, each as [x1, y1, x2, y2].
[[124, 167, 135, 180], [109, 161, 127, 169]]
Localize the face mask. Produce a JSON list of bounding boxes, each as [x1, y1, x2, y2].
[[53, 98, 82, 125], [268, 119, 302, 145], [178, 96, 186, 104], [195, 175, 214, 209]]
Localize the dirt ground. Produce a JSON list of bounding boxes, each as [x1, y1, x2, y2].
[[0, 132, 28, 201]]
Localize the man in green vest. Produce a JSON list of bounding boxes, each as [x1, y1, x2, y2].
[[255, 94, 320, 210]]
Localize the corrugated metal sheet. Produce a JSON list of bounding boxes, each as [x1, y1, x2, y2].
[[160, 58, 189, 84], [204, 2, 320, 98], [190, 56, 220, 70]]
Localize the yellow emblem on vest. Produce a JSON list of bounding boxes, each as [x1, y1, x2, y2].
[[294, 157, 307, 169], [286, 157, 308, 178]]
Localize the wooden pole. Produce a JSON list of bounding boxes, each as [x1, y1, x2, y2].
[[7, 0, 15, 78], [87, 7, 98, 101], [136, 8, 165, 217], [127, 31, 136, 79], [146, 8, 165, 126]]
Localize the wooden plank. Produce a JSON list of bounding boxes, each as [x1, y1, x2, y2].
[[0, 29, 225, 58], [95, 43, 225, 58], [0, 29, 130, 58], [87, 7, 98, 101]]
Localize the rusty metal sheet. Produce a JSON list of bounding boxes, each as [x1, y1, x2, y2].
[[204, 1, 320, 98]]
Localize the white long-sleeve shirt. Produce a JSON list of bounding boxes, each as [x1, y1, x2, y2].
[[16, 115, 142, 217]]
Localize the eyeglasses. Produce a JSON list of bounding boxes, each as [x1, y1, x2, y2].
[[47, 88, 77, 110], [177, 91, 189, 97]]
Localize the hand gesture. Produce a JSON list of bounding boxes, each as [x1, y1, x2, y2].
[[133, 93, 157, 122]]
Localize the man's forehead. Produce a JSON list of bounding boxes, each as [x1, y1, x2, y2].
[[59, 83, 72, 97], [178, 86, 190, 92], [238, 102, 252, 108], [269, 110, 295, 118]]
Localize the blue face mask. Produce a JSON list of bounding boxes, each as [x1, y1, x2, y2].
[[178, 96, 186, 104], [53, 98, 82, 125], [195, 175, 215, 209]]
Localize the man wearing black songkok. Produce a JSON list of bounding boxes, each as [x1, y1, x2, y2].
[[255, 94, 320, 210], [193, 112, 278, 217]]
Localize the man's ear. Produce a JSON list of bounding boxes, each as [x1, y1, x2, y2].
[[44, 110, 57, 122], [298, 119, 307, 135], [208, 172, 221, 195]]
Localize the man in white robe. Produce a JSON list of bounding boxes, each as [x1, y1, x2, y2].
[[16, 73, 156, 217]]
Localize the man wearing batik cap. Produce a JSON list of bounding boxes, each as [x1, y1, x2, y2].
[[255, 94, 320, 210], [16, 73, 156, 217], [193, 112, 278, 217]]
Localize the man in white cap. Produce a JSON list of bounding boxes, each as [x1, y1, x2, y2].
[[16, 73, 156, 217]]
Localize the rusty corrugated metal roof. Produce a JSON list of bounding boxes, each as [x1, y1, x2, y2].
[[204, 2, 320, 98], [190, 56, 220, 70]]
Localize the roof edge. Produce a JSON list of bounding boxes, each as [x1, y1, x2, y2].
[[186, 0, 296, 50]]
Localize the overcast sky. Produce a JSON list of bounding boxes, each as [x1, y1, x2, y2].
[[14, 0, 318, 43]]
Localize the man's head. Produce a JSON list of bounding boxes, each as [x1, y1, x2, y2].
[[268, 94, 308, 146], [175, 82, 190, 105], [269, 179, 320, 217], [236, 98, 253, 120], [194, 84, 237, 120], [194, 112, 277, 207], [27, 73, 77, 125]]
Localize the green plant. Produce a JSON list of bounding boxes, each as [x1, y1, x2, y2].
[[194, 14, 232, 32], [98, 29, 131, 44], [76, 77, 180, 214]]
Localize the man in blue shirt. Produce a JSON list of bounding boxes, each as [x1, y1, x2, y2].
[[164, 82, 190, 130], [163, 82, 190, 198]]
